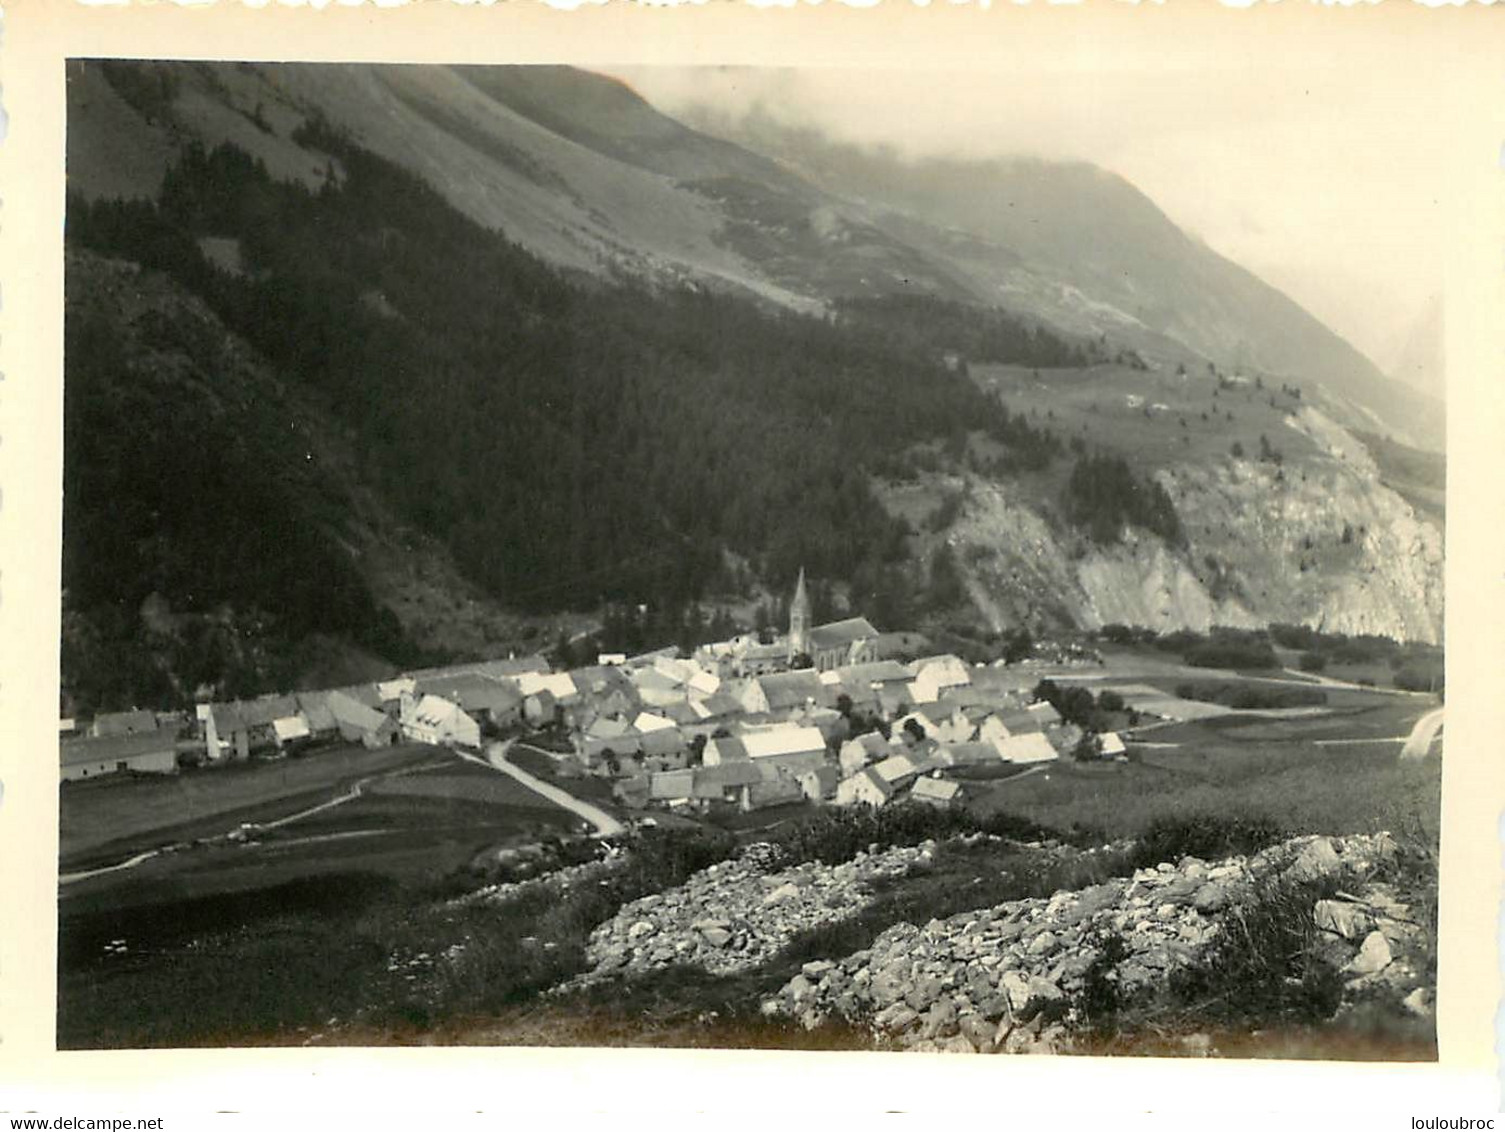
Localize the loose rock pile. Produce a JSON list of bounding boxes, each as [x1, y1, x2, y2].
[[564, 840, 944, 987], [452, 855, 626, 910], [760, 832, 1421, 1054]]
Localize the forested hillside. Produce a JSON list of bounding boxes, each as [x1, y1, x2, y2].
[[64, 122, 1100, 708]]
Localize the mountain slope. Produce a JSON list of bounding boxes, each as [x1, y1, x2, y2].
[[672, 115, 1446, 452], [68, 59, 1442, 454]]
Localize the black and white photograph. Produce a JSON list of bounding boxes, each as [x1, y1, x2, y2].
[[17, 3, 1494, 1093]]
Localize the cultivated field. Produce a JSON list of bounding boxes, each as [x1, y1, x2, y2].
[[60, 741, 445, 869], [970, 649, 1441, 843]]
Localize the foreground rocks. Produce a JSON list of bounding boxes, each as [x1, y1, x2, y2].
[[760, 832, 1423, 1054], [562, 840, 949, 987], [452, 854, 626, 910]]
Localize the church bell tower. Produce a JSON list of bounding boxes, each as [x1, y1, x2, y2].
[[788, 568, 811, 664]]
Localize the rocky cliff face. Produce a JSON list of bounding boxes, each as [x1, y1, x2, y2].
[[941, 404, 1442, 643]]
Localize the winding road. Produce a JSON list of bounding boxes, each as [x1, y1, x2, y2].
[[1400, 706, 1445, 760], [467, 740, 625, 837]]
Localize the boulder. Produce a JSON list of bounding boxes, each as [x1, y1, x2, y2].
[[701, 928, 732, 948], [1001, 970, 1032, 1012], [874, 1002, 919, 1031], [959, 1011, 997, 1050], [921, 998, 958, 1040], [1026, 931, 1059, 957], [1192, 882, 1234, 913], [1156, 876, 1203, 906], [1313, 899, 1371, 940], [1345, 930, 1394, 977], [870, 963, 911, 1008], [1287, 837, 1342, 883]]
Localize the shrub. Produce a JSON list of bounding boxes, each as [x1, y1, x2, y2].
[[1298, 651, 1328, 673], [1130, 812, 1286, 870], [1097, 689, 1126, 713], [1393, 665, 1443, 694], [1184, 641, 1279, 670], [1167, 872, 1346, 1028], [764, 801, 1057, 868]]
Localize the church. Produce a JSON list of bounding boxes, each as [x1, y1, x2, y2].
[[788, 569, 881, 672]]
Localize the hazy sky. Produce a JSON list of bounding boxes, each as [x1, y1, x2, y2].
[[607, 22, 1491, 374]]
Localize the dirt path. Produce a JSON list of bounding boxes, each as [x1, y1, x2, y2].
[[467, 740, 625, 837]]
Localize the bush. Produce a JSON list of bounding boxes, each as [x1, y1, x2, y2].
[[1167, 872, 1346, 1028], [764, 801, 1057, 868], [1130, 812, 1286, 870], [1172, 682, 1326, 710], [1298, 651, 1328, 673], [1184, 641, 1279, 670], [1393, 665, 1443, 694], [1097, 689, 1126, 713]]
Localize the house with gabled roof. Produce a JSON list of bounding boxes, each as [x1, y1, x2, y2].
[[910, 776, 963, 808], [524, 688, 559, 727], [833, 660, 913, 690], [994, 731, 1059, 765], [693, 761, 763, 808], [630, 666, 686, 708], [873, 751, 921, 788], [1027, 701, 1063, 727], [400, 693, 481, 750], [740, 725, 828, 776], [689, 690, 743, 722], [834, 765, 894, 808], [703, 735, 751, 767], [999, 709, 1043, 736], [649, 768, 696, 804], [797, 764, 840, 803], [204, 702, 250, 761], [933, 741, 1000, 768], [639, 726, 688, 763], [757, 669, 824, 714], [735, 640, 791, 678], [296, 692, 340, 740], [62, 729, 179, 781], [907, 655, 972, 705], [324, 689, 399, 748], [414, 672, 524, 728]]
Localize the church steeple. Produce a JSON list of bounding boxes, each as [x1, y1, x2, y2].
[[789, 567, 811, 664]]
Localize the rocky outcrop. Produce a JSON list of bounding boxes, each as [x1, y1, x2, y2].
[[562, 840, 949, 988], [921, 399, 1442, 644], [760, 832, 1424, 1054], [1159, 408, 1442, 643]]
